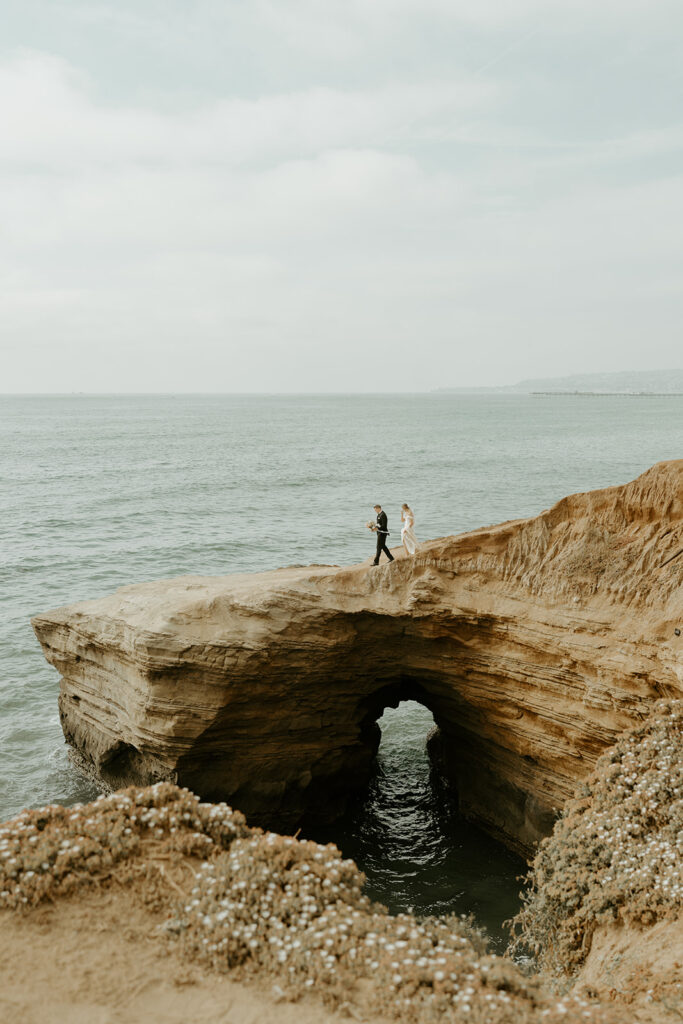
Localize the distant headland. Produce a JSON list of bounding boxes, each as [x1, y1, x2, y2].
[[435, 368, 683, 395]]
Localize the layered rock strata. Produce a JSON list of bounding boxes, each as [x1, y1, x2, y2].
[[32, 460, 683, 857]]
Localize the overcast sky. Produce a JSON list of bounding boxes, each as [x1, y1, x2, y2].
[[2, 0, 682, 392]]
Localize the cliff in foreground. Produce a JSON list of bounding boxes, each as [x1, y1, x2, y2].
[[0, 785, 625, 1024], [512, 699, 683, 1019], [2, 703, 682, 1022]]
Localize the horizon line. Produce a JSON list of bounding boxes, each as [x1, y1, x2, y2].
[[0, 389, 497, 397]]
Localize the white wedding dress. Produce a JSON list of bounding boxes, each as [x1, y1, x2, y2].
[[401, 511, 418, 555]]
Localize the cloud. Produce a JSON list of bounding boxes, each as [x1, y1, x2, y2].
[[1, 44, 682, 392], [0, 51, 495, 169], [199, 0, 683, 62]]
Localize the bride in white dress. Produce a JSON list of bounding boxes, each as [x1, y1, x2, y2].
[[400, 503, 419, 555]]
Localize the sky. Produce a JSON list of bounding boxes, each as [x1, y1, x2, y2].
[[1, 0, 682, 392]]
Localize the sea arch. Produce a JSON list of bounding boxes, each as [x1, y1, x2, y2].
[[32, 461, 683, 857]]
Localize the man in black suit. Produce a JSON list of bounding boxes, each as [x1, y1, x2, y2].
[[372, 504, 394, 565]]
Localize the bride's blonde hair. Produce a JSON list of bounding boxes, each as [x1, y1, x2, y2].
[[402, 503, 411, 510]]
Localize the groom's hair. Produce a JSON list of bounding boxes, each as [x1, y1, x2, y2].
[[373, 504, 381, 510]]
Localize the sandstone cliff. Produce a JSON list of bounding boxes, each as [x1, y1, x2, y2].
[[32, 460, 683, 856]]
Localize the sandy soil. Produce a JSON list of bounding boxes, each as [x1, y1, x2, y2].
[[1, 754, 679, 1024], [0, 880, 376, 1024], [574, 916, 683, 1024]]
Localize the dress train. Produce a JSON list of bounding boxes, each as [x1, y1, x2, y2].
[[401, 514, 418, 555]]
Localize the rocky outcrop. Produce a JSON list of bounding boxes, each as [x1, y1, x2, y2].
[[511, 700, 683, 1023], [31, 461, 683, 857]]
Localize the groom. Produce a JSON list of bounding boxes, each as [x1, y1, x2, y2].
[[372, 504, 394, 565]]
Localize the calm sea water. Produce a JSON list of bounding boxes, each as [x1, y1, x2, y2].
[[1, 393, 681, 939]]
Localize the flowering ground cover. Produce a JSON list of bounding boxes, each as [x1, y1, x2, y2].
[[12, 696, 683, 1024], [0, 779, 629, 1023], [511, 699, 683, 979]]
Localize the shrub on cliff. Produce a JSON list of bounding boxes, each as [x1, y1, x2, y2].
[[510, 700, 683, 975], [173, 825, 619, 1023], [0, 782, 622, 1023], [0, 782, 249, 907]]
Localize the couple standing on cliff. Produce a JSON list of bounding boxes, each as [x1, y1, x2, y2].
[[367, 503, 419, 565]]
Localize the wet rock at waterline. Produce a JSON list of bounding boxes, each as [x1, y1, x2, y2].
[[32, 459, 683, 857]]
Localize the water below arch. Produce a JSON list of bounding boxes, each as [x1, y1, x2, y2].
[[313, 701, 526, 953]]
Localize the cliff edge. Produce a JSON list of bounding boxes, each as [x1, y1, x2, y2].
[[32, 460, 683, 856]]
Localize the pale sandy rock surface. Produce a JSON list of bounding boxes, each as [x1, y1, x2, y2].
[[0, 885, 367, 1024], [575, 916, 683, 1024], [32, 459, 683, 856]]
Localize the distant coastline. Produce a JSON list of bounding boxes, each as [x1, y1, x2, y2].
[[434, 368, 683, 396], [530, 391, 683, 397]]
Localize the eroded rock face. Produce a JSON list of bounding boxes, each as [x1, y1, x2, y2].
[[32, 460, 683, 857]]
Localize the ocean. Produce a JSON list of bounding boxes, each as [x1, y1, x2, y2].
[[1, 393, 681, 946]]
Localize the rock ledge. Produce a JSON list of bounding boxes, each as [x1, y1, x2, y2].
[[32, 460, 683, 855]]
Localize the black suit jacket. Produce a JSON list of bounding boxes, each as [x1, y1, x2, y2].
[[376, 510, 389, 535]]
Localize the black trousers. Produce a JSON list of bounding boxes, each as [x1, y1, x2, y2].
[[374, 531, 394, 564]]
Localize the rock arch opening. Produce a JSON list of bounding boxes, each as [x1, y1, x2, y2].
[[308, 697, 525, 950]]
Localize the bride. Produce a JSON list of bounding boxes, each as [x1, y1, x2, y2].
[[400, 503, 419, 556]]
